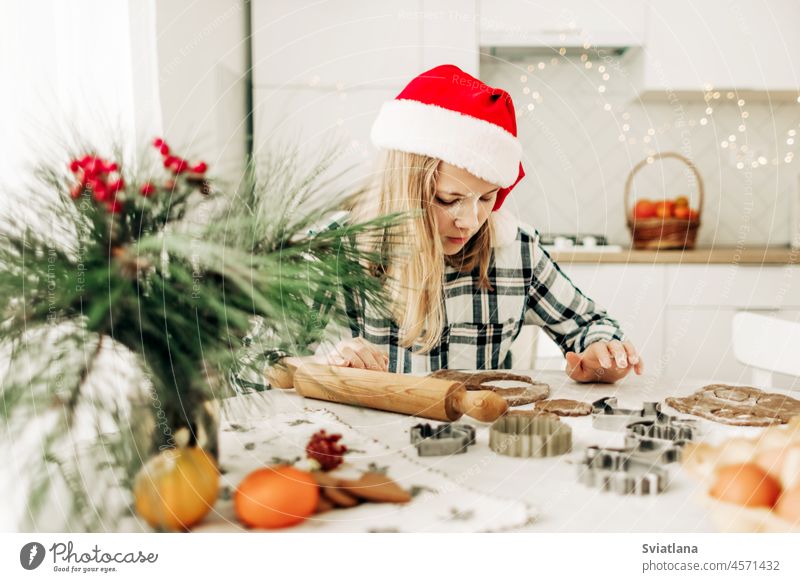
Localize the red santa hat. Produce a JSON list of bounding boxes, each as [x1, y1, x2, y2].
[[370, 64, 524, 210]]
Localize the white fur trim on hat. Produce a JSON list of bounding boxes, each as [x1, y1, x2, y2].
[[371, 99, 521, 188]]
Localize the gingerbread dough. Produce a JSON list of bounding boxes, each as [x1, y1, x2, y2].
[[430, 370, 550, 407], [665, 384, 800, 427], [535, 399, 593, 417]]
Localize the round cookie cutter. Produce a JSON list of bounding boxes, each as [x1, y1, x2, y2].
[[489, 414, 572, 458]]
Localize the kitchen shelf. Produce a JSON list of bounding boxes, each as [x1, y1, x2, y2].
[[549, 247, 800, 265]]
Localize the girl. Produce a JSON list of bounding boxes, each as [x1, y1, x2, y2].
[[320, 64, 642, 384]]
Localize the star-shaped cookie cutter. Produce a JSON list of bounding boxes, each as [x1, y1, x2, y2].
[[591, 396, 662, 431], [410, 423, 476, 457], [577, 446, 668, 495]]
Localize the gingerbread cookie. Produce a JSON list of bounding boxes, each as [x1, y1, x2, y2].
[[430, 369, 550, 407], [665, 384, 800, 427], [535, 399, 593, 417], [339, 472, 412, 504], [311, 471, 411, 514]]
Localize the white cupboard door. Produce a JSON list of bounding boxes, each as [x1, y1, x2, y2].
[[664, 308, 800, 389], [252, 0, 423, 88], [479, 0, 645, 47], [558, 263, 665, 374], [644, 0, 800, 92]]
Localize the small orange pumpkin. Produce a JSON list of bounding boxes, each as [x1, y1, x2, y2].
[[134, 447, 219, 531]]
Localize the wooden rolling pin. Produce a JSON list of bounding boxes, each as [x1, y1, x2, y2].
[[266, 357, 508, 422]]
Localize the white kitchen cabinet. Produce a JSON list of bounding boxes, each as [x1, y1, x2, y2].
[[479, 0, 645, 48], [664, 308, 800, 390], [664, 264, 800, 309], [539, 263, 667, 372], [252, 0, 424, 88], [637, 0, 800, 93], [522, 262, 800, 388], [251, 0, 483, 176], [252, 0, 480, 89]]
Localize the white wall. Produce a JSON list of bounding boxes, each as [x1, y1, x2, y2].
[[155, 0, 249, 186], [251, 0, 479, 192]]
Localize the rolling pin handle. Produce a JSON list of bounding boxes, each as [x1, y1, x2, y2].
[[264, 356, 309, 389], [452, 389, 508, 422]]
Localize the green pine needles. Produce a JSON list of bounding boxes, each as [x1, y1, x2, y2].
[[0, 138, 402, 530]]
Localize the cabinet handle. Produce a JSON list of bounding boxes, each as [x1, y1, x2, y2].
[[539, 28, 583, 36]]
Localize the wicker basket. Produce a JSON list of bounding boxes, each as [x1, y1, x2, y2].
[[625, 152, 704, 250]]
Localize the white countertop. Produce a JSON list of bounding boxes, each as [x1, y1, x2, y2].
[[227, 371, 784, 533]]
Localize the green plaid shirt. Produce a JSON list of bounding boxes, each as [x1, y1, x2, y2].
[[316, 212, 625, 373]]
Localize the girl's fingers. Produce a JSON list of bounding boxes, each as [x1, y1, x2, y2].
[[354, 347, 383, 370], [355, 338, 388, 371], [565, 351, 581, 375], [338, 346, 368, 369], [592, 343, 613, 368], [622, 341, 640, 365], [607, 340, 628, 368]]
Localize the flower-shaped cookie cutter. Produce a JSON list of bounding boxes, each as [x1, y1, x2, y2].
[[489, 414, 572, 458], [410, 423, 476, 457]]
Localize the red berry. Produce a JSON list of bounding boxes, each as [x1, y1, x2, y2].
[[140, 182, 156, 197], [159, 143, 170, 156], [153, 137, 164, 148], [191, 161, 208, 174], [108, 178, 125, 193], [69, 160, 81, 173], [171, 158, 189, 174], [69, 182, 84, 199], [305, 430, 348, 471]]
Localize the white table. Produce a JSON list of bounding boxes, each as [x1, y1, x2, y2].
[[226, 371, 785, 533]]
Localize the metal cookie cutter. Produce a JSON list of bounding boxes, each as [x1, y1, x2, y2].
[[578, 446, 668, 495], [489, 414, 572, 458], [624, 417, 699, 464], [591, 396, 662, 431], [410, 423, 476, 457]]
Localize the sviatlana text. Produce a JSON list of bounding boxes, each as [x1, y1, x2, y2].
[[642, 543, 699, 554]]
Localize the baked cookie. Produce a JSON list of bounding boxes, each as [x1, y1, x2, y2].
[[311, 471, 412, 513], [665, 384, 800, 426], [430, 369, 550, 407], [338, 472, 412, 504], [535, 399, 593, 417]]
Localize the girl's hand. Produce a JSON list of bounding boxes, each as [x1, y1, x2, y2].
[[328, 337, 389, 371], [564, 340, 643, 384]]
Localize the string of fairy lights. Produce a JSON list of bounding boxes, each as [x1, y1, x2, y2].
[[513, 42, 800, 171]]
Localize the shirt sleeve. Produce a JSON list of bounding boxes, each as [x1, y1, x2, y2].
[[524, 232, 625, 354], [310, 282, 366, 358]]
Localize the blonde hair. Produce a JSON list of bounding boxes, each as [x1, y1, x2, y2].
[[355, 150, 494, 353]]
